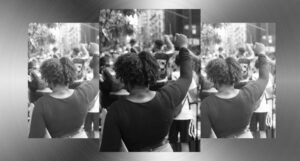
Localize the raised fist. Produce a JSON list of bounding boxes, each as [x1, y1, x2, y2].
[[88, 42, 100, 55], [254, 42, 266, 55], [174, 33, 188, 49]]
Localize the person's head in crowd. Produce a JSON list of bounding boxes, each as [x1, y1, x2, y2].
[[72, 47, 80, 58], [88, 42, 100, 56], [72, 58, 85, 81], [28, 59, 38, 75], [192, 57, 202, 75], [235, 47, 245, 58], [40, 57, 76, 90], [238, 58, 251, 80], [129, 39, 137, 47], [266, 52, 276, 60], [238, 47, 245, 55], [152, 39, 164, 53], [111, 51, 120, 61], [52, 47, 58, 53], [114, 51, 159, 92], [218, 47, 224, 53], [53, 54, 59, 59], [155, 54, 170, 80], [100, 54, 113, 72], [206, 57, 242, 90]]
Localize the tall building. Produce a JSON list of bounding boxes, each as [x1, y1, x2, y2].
[[215, 23, 276, 54], [164, 9, 201, 45], [51, 23, 99, 55], [80, 23, 99, 44], [136, 9, 201, 46], [212, 23, 247, 55], [246, 23, 276, 52], [137, 10, 164, 42]]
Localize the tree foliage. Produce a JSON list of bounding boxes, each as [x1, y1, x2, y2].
[[99, 9, 140, 50], [28, 23, 57, 58], [201, 23, 223, 56]]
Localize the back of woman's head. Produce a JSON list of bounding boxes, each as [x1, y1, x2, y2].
[[114, 51, 159, 87], [40, 57, 76, 86], [205, 57, 242, 86], [154, 40, 164, 50]]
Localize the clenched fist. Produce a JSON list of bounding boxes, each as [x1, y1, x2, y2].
[[254, 42, 266, 55], [174, 33, 188, 49]]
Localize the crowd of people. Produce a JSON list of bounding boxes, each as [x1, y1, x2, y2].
[[28, 43, 100, 138], [99, 33, 276, 152], [27, 30, 276, 149]]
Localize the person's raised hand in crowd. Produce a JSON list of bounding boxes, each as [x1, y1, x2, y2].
[[175, 33, 200, 60], [253, 42, 276, 65], [254, 42, 266, 55], [80, 43, 90, 59], [246, 43, 256, 59], [88, 43, 100, 56], [174, 33, 188, 49], [164, 34, 175, 54]]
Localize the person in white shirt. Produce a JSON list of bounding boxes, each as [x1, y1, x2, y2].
[[250, 60, 274, 138], [168, 54, 197, 151]]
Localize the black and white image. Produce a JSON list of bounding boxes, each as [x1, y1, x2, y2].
[[200, 23, 276, 138], [99, 9, 201, 152], [28, 23, 100, 138]]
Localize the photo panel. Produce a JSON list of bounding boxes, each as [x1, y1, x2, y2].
[[28, 23, 100, 139], [99, 9, 201, 152], [200, 23, 276, 139]]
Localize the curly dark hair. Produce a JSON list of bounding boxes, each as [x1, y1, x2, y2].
[[114, 51, 159, 87], [205, 57, 242, 86], [154, 39, 164, 50], [40, 57, 76, 86]]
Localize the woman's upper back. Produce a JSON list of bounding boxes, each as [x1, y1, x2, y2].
[[29, 79, 99, 138], [100, 47, 193, 151], [106, 84, 184, 150], [201, 79, 268, 137]]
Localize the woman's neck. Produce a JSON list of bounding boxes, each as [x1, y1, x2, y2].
[[127, 85, 156, 103], [218, 84, 234, 93], [216, 84, 239, 99], [50, 84, 74, 99], [52, 85, 69, 93], [129, 86, 150, 96]]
